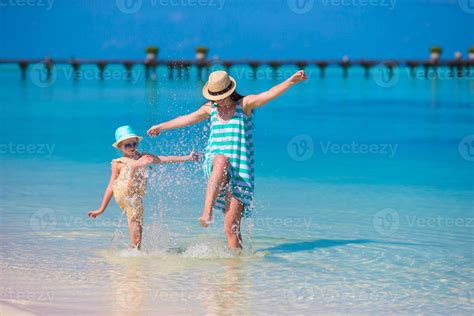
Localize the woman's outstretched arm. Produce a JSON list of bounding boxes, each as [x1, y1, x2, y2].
[[151, 149, 202, 163], [147, 102, 212, 136], [242, 70, 307, 114]]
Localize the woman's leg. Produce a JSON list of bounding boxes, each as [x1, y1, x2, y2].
[[128, 219, 142, 249], [224, 197, 243, 249], [200, 155, 230, 227]]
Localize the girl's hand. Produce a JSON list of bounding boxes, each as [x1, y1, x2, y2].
[[189, 149, 202, 161], [132, 155, 155, 170], [88, 209, 104, 219], [147, 124, 162, 137], [288, 70, 308, 84]]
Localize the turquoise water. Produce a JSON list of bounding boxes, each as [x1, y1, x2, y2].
[[0, 64, 473, 314]]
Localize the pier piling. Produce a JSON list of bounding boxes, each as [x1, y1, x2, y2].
[[97, 61, 107, 80], [316, 61, 328, 78], [70, 60, 80, 80], [269, 61, 281, 79], [406, 61, 419, 78], [19, 61, 28, 80], [1, 57, 472, 82], [249, 61, 260, 79], [360, 60, 376, 78], [123, 61, 134, 80], [339, 60, 351, 79]]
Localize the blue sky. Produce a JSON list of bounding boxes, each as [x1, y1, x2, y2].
[[1, 0, 472, 60]]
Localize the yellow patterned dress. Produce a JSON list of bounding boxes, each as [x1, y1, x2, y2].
[[111, 156, 148, 224]]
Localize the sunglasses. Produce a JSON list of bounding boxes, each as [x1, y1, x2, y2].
[[123, 142, 138, 149]]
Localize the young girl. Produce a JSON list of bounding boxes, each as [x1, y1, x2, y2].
[[88, 125, 200, 249], [147, 70, 307, 249]]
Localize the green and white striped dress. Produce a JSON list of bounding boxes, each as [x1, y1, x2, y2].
[[204, 100, 254, 216]]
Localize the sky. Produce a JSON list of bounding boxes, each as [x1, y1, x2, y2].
[[0, 0, 473, 60]]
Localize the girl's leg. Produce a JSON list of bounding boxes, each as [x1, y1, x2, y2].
[[128, 219, 142, 249], [200, 155, 230, 227], [224, 197, 243, 249]]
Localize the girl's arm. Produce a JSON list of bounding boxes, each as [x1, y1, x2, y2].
[[147, 103, 212, 136], [88, 162, 120, 218], [242, 70, 307, 114]]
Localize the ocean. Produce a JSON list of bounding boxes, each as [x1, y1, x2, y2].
[[0, 63, 473, 314]]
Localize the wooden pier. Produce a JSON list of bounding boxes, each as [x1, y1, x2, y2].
[[0, 58, 472, 81]]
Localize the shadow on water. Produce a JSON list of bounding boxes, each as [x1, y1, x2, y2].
[[262, 239, 421, 254]]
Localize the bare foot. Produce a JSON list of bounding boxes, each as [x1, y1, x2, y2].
[[199, 214, 212, 227]]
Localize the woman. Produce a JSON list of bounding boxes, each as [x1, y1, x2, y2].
[[148, 69, 307, 249]]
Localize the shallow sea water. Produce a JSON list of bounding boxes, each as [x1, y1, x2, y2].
[[0, 65, 473, 314]]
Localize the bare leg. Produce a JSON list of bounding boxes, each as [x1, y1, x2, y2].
[[128, 219, 142, 249], [200, 155, 229, 227], [224, 197, 243, 249]]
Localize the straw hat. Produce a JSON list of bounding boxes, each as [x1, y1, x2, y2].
[[202, 70, 237, 101], [112, 125, 143, 148]]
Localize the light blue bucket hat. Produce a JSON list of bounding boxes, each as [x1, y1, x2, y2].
[[112, 125, 143, 148]]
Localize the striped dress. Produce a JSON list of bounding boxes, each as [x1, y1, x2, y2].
[[203, 100, 255, 216]]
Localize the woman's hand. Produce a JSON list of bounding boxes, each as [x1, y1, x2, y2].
[[88, 209, 104, 219], [147, 124, 162, 137], [189, 149, 202, 161], [288, 70, 308, 84], [132, 155, 155, 170]]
